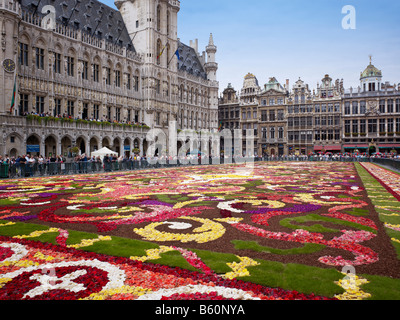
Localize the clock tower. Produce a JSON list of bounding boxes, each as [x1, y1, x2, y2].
[[0, 0, 21, 115]]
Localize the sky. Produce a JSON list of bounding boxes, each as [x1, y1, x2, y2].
[[101, 0, 400, 94]]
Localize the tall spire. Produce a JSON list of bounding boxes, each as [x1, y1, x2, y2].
[[208, 33, 214, 46]]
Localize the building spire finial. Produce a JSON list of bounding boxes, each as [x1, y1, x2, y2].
[[208, 33, 214, 46]]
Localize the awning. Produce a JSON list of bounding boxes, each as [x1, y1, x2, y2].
[[378, 144, 400, 149], [314, 145, 342, 151]]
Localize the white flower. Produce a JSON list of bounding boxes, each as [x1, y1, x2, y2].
[[136, 284, 261, 300]]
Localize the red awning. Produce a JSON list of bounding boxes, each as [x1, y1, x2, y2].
[[379, 144, 400, 149]]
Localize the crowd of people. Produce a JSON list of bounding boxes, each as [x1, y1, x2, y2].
[[0, 151, 399, 179]]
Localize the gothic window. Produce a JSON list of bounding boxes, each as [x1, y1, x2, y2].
[[93, 63, 100, 82], [19, 94, 29, 115], [54, 53, 62, 74], [116, 107, 121, 122], [167, 11, 170, 35], [127, 73, 131, 90], [54, 99, 61, 117], [19, 43, 29, 66], [115, 70, 121, 87], [93, 104, 99, 120], [67, 100, 75, 118], [36, 96, 45, 114], [82, 61, 89, 80], [106, 67, 112, 85], [134, 70, 140, 92], [157, 5, 161, 32], [67, 56, 75, 77], [35, 48, 45, 70]]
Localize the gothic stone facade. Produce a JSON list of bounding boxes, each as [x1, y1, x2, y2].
[[0, 0, 219, 158]]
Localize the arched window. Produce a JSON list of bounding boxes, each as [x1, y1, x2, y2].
[[167, 10, 170, 35], [157, 5, 161, 32], [156, 39, 162, 65]]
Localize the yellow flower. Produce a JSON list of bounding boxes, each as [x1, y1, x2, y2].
[[334, 273, 371, 300], [67, 236, 112, 249], [134, 217, 226, 244], [224, 256, 260, 280]]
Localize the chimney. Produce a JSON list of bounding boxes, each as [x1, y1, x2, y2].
[[190, 39, 199, 54]]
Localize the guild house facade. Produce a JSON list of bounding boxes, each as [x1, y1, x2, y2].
[[0, 0, 219, 158], [219, 59, 400, 156]]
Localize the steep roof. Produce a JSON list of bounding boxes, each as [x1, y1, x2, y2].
[[177, 41, 207, 80], [20, 0, 135, 52]]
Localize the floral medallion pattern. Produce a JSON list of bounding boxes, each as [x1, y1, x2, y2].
[[0, 162, 399, 300]]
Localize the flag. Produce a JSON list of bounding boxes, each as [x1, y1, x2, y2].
[[175, 49, 181, 61], [10, 75, 17, 113], [157, 45, 166, 59]]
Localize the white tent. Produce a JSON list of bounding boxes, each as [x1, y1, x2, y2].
[[91, 147, 118, 160]]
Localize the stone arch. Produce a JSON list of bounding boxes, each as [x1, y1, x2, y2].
[[102, 137, 111, 149], [123, 137, 131, 156], [26, 134, 41, 156], [76, 136, 87, 155], [61, 136, 73, 158], [113, 137, 121, 155], [9, 148, 18, 158], [44, 135, 58, 157], [6, 132, 23, 158], [89, 136, 100, 154]]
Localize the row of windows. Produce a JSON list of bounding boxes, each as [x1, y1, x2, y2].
[[345, 119, 400, 134], [344, 99, 400, 115], [261, 98, 285, 106], [261, 127, 285, 140], [178, 86, 209, 106], [314, 130, 341, 141], [19, 43, 140, 91], [18, 94, 141, 123], [287, 116, 341, 127], [288, 104, 341, 114]]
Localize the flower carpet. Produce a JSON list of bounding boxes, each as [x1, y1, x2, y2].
[[0, 162, 399, 300]]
